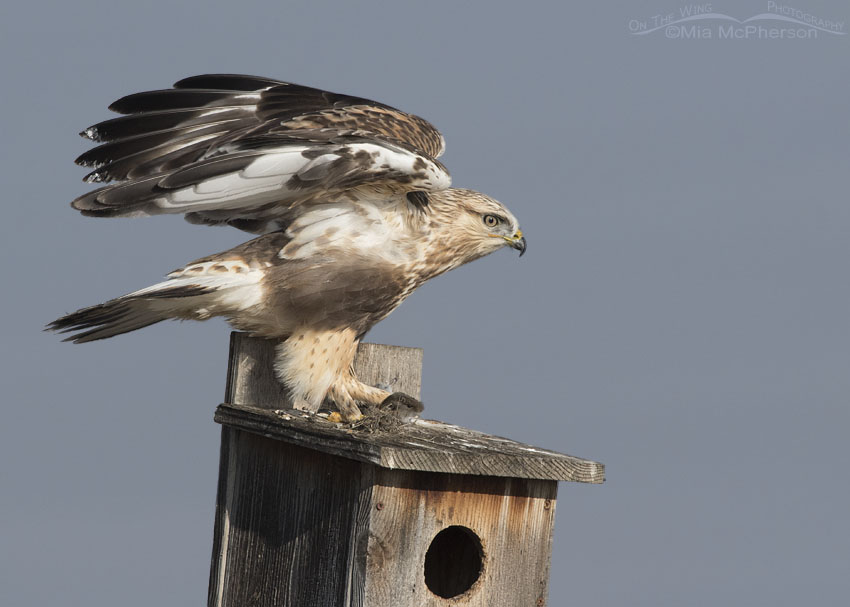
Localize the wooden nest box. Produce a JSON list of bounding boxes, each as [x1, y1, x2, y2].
[[209, 333, 604, 607]]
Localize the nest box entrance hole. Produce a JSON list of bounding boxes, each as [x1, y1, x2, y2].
[[424, 525, 484, 599]]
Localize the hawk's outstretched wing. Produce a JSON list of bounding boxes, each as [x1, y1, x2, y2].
[[71, 74, 450, 233]]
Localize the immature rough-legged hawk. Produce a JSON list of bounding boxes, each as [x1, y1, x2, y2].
[[48, 75, 526, 421]]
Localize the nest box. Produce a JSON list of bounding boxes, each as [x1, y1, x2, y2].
[[208, 333, 604, 607]]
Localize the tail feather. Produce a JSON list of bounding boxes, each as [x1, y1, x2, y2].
[[47, 284, 213, 343], [49, 299, 166, 343], [47, 246, 269, 344]]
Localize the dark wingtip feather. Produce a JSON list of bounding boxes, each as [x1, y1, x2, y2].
[[71, 189, 102, 211], [82, 169, 109, 183], [80, 125, 101, 141], [71, 191, 135, 217], [173, 74, 284, 91], [108, 89, 260, 115], [78, 208, 117, 217], [77, 107, 255, 145]]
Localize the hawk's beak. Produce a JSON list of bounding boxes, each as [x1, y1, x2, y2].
[[509, 231, 526, 257]]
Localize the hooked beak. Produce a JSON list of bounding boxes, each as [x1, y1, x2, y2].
[[508, 230, 526, 257]]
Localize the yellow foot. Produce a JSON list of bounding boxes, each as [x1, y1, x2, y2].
[[327, 411, 363, 423]]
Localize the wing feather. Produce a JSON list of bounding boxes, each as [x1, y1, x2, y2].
[[77, 121, 249, 182], [71, 74, 448, 232], [81, 107, 256, 142], [172, 74, 287, 91], [72, 140, 449, 221], [108, 89, 262, 114]]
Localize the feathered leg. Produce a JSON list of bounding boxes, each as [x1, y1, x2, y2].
[[274, 327, 421, 422], [274, 328, 366, 420]]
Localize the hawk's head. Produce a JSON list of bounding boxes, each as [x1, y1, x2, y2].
[[429, 189, 526, 263]]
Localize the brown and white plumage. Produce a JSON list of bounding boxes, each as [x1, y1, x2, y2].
[[72, 74, 449, 234], [50, 75, 526, 420]]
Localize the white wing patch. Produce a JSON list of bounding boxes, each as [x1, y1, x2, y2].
[[149, 142, 450, 216], [346, 142, 450, 190], [279, 199, 409, 262], [155, 147, 311, 210]]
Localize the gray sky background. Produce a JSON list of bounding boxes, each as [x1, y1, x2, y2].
[[2, 1, 848, 605]]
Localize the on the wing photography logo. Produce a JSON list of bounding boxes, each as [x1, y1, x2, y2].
[[628, 2, 845, 39]]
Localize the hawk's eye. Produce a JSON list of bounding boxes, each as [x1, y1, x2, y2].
[[483, 214, 500, 228]]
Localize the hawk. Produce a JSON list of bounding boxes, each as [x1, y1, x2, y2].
[[48, 75, 526, 421]]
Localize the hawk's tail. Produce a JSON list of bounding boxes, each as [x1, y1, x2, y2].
[[49, 236, 272, 344], [47, 283, 214, 344]]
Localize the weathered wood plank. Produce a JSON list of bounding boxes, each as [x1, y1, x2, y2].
[[224, 332, 289, 409], [218, 332, 604, 483], [214, 404, 604, 483], [361, 470, 558, 606], [352, 342, 423, 400], [344, 465, 375, 607], [207, 426, 234, 606], [208, 428, 370, 607], [210, 333, 603, 607]]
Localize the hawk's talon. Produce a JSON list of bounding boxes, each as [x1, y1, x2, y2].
[[327, 409, 363, 424]]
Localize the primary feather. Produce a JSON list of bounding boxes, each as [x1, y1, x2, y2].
[[72, 74, 449, 233]]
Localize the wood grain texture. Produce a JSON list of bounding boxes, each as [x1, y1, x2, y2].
[[224, 332, 289, 409], [209, 331, 604, 607], [208, 431, 561, 607], [221, 331, 603, 482], [361, 470, 558, 606], [352, 342, 423, 400], [215, 404, 604, 484], [208, 427, 372, 607]]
